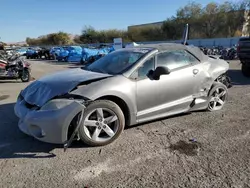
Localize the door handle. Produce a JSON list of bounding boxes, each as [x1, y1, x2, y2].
[[193, 69, 199, 75]]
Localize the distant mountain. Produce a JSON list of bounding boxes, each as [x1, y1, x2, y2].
[[7, 41, 27, 45]]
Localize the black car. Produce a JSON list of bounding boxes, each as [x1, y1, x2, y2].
[[237, 37, 250, 77], [37, 47, 51, 59]]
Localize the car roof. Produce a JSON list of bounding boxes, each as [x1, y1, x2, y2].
[[137, 43, 206, 61], [137, 43, 186, 51], [239, 37, 250, 41]]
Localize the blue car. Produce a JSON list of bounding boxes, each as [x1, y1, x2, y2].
[[81, 47, 113, 64], [57, 46, 83, 63], [49, 47, 64, 60], [17, 48, 28, 56], [26, 47, 40, 59]]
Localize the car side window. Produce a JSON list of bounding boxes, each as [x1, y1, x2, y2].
[[137, 56, 155, 79], [184, 51, 200, 64], [157, 50, 192, 71]]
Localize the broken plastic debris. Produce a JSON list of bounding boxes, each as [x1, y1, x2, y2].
[[189, 138, 197, 142]]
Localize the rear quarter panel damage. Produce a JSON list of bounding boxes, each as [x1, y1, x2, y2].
[[200, 58, 229, 92]]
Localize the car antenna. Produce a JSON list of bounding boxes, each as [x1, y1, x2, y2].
[[182, 23, 189, 45]]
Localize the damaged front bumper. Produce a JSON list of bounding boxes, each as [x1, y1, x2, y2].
[[14, 97, 85, 144]]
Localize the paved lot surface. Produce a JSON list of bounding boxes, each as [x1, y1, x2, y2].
[[0, 59, 250, 188]]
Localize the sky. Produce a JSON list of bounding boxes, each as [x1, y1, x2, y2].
[[0, 0, 234, 42]]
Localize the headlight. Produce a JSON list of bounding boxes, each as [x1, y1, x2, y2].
[[40, 99, 74, 111]]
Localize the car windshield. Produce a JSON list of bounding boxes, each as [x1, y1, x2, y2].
[[85, 48, 152, 75]]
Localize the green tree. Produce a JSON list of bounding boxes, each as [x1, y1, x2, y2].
[[162, 18, 184, 40], [73, 35, 82, 44], [47, 32, 71, 45], [175, 2, 203, 38], [26, 32, 71, 46], [80, 26, 99, 43], [199, 2, 222, 38], [80, 26, 129, 43], [218, 1, 246, 37]]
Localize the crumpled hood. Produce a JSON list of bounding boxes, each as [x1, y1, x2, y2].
[[20, 68, 112, 107]]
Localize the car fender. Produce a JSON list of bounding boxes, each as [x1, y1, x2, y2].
[[201, 58, 229, 90], [70, 76, 137, 125]]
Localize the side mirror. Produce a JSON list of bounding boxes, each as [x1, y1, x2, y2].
[[152, 66, 170, 80]]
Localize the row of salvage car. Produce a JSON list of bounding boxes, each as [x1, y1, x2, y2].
[[24, 45, 115, 64]]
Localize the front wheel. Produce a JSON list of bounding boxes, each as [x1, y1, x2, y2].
[[79, 100, 125, 146], [207, 82, 228, 112], [21, 69, 30, 82]]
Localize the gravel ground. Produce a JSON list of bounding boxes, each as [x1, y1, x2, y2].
[[0, 59, 250, 188]]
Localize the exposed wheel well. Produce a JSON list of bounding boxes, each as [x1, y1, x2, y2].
[[97, 95, 130, 126], [214, 73, 231, 88]]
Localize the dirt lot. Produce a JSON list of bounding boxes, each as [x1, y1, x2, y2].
[[0, 59, 250, 188]]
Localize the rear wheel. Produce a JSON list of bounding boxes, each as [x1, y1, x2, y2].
[[241, 63, 250, 77], [207, 82, 228, 111], [79, 100, 125, 146]]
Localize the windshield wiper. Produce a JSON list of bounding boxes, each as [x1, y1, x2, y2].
[[88, 67, 105, 73]]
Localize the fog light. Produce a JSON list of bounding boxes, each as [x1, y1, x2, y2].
[[29, 125, 45, 138]]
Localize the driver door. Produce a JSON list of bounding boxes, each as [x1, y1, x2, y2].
[[154, 50, 207, 115], [135, 49, 207, 123], [134, 55, 161, 122]]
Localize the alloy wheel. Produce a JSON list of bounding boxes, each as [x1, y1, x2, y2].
[[83, 108, 119, 142], [208, 87, 227, 111]]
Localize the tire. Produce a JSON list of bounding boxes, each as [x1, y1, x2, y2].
[[79, 100, 125, 146], [241, 63, 250, 77], [21, 69, 30, 82], [64, 56, 69, 62], [207, 82, 228, 112], [80, 58, 84, 64]]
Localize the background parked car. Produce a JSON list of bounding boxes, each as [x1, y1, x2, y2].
[[237, 37, 250, 77], [56, 46, 83, 62], [49, 47, 63, 60], [26, 47, 40, 59]]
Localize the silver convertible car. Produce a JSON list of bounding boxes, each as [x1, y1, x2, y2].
[[14, 43, 231, 147]]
